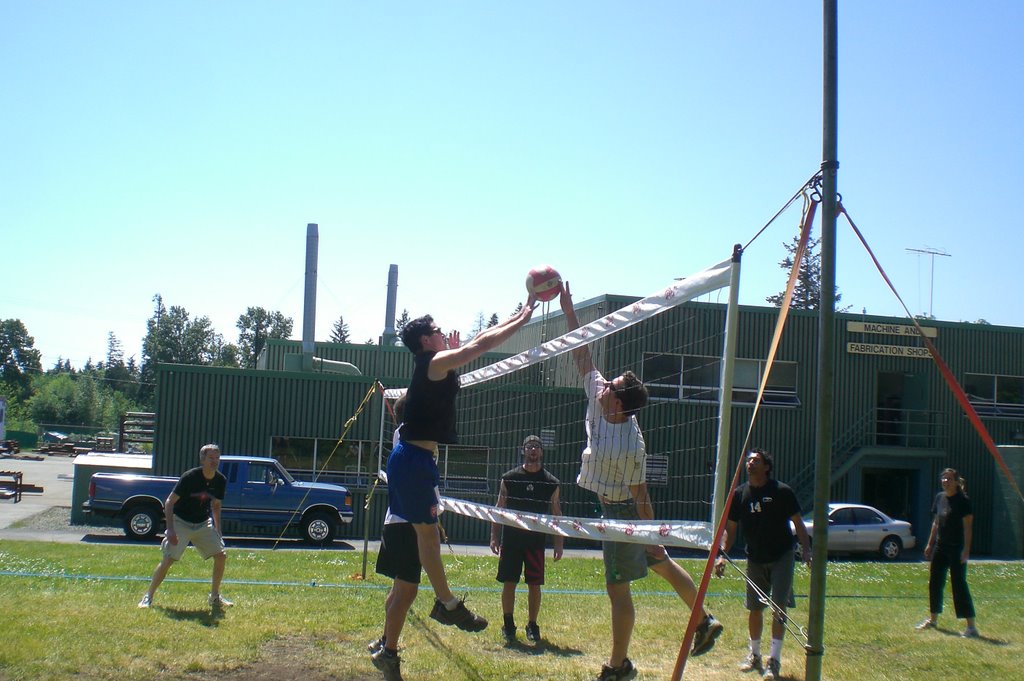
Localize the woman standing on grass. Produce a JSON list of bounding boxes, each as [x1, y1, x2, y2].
[[916, 468, 978, 637]]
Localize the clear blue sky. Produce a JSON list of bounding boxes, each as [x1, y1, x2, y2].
[[4, 2, 1022, 370]]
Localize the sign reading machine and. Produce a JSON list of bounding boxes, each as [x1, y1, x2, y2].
[[847, 321, 937, 338], [846, 320, 937, 359]]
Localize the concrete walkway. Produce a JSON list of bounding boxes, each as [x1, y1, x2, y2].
[[0, 454, 76, 530]]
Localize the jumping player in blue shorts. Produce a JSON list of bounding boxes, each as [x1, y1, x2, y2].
[[371, 300, 535, 681]]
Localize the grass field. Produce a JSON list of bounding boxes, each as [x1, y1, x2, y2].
[[0, 539, 1020, 680]]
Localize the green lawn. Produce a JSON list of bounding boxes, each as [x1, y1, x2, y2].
[[0, 541, 1019, 680]]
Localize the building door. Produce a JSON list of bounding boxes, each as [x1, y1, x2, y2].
[[862, 467, 915, 522]]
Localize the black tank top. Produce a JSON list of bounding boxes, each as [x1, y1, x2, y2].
[[401, 351, 460, 443]]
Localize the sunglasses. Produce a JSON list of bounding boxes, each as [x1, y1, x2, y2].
[[428, 328, 444, 336]]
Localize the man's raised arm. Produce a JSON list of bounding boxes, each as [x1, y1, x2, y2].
[[429, 299, 536, 377], [559, 282, 593, 376]]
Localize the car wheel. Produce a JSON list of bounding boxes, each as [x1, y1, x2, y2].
[[880, 535, 902, 560], [123, 505, 162, 540], [302, 511, 337, 546]]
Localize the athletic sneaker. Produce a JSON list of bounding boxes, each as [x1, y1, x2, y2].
[[501, 624, 517, 644], [739, 652, 763, 673], [371, 648, 404, 681], [962, 625, 980, 638], [915, 618, 937, 630], [691, 614, 724, 656], [137, 594, 153, 609], [367, 636, 386, 654], [594, 658, 636, 681], [208, 593, 234, 608], [525, 622, 541, 643], [763, 657, 781, 681], [429, 598, 488, 632]]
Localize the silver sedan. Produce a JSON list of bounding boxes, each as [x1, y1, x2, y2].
[[796, 503, 917, 560]]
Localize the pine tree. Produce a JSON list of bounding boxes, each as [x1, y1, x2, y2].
[[393, 309, 411, 346], [766, 235, 849, 311], [470, 312, 487, 339], [329, 315, 351, 343]]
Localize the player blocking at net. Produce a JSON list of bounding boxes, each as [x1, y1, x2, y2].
[[559, 281, 724, 681], [370, 300, 536, 681]]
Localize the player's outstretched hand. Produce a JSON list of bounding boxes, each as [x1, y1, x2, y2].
[[559, 281, 573, 315]]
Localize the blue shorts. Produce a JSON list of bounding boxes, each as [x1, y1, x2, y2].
[[386, 441, 441, 525]]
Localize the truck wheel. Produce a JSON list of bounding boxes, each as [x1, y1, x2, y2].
[[302, 511, 337, 546], [123, 505, 162, 540]]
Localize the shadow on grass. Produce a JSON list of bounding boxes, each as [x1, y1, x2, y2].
[[81, 533, 360, 551], [502, 637, 585, 658], [933, 627, 1008, 646], [158, 605, 225, 628], [408, 609, 487, 681]]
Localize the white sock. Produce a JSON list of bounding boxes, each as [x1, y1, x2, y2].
[[444, 596, 460, 610], [749, 639, 761, 657], [770, 638, 783, 661]]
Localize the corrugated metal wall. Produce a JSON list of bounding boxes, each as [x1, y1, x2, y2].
[[154, 366, 382, 475]]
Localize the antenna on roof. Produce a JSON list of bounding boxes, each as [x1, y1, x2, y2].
[[905, 246, 951, 318]]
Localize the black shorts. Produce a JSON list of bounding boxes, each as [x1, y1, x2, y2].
[[375, 522, 421, 584], [496, 540, 546, 585]]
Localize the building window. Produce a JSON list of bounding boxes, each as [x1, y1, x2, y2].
[[271, 436, 381, 489], [964, 373, 1024, 418], [437, 444, 491, 493], [643, 353, 800, 407]]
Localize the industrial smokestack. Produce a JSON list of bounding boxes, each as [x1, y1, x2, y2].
[[382, 264, 398, 345], [302, 224, 319, 367]]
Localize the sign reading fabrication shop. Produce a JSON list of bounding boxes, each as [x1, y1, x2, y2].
[[847, 321, 937, 338], [847, 342, 932, 359]]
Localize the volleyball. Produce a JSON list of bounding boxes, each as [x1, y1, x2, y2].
[[526, 265, 562, 302]]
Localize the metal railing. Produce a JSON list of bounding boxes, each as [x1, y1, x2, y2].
[[792, 407, 947, 510]]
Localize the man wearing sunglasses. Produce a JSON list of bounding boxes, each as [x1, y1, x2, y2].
[[371, 301, 535, 681], [560, 282, 723, 681]]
